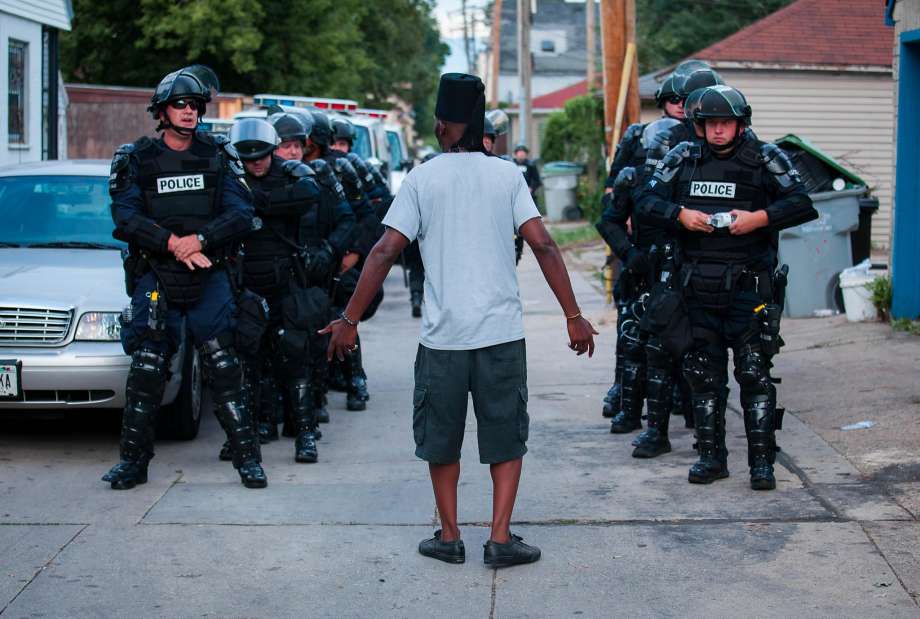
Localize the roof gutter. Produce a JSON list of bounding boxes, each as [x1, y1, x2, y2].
[[704, 60, 892, 74]]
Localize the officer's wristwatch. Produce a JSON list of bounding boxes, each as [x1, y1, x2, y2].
[[196, 233, 208, 250]]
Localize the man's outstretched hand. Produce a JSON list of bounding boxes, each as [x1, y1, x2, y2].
[[567, 316, 598, 357], [318, 319, 357, 361]]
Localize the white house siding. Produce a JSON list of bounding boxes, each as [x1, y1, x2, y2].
[[716, 67, 894, 248], [0, 11, 44, 166], [0, 0, 70, 30]]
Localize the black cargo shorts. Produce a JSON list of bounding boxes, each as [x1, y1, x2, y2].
[[412, 339, 529, 465]]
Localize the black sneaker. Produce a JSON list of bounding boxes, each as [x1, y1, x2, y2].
[[483, 533, 541, 568], [418, 530, 465, 564]]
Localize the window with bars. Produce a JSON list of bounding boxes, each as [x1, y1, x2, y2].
[[9, 39, 28, 145]]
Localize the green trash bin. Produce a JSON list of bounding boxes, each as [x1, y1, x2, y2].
[[774, 135, 874, 317], [541, 161, 584, 222]]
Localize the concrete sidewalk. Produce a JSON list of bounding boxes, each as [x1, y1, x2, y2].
[[1, 250, 918, 617]]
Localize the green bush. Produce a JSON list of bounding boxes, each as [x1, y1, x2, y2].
[[867, 275, 892, 322], [540, 95, 606, 221]]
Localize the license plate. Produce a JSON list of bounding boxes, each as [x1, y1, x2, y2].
[[0, 359, 22, 399]]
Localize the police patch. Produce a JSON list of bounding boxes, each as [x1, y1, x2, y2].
[[689, 181, 736, 198], [156, 174, 205, 194]]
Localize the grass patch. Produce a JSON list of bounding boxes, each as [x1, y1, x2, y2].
[[892, 318, 920, 336], [549, 224, 600, 248]]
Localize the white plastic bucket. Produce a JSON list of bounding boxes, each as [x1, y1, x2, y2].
[[839, 271, 878, 322]]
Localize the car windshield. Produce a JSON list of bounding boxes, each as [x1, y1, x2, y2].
[[0, 175, 123, 248], [352, 126, 372, 160], [387, 131, 404, 171]]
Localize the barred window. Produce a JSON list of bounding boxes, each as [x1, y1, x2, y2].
[[9, 39, 27, 144]]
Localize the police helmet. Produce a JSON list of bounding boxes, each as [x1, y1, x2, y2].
[[483, 116, 496, 139], [269, 112, 311, 143], [230, 118, 279, 161], [676, 68, 723, 98], [683, 88, 708, 121], [147, 65, 219, 119], [692, 85, 752, 125], [654, 73, 684, 107], [331, 118, 357, 144], [672, 59, 711, 78], [310, 111, 334, 147], [485, 109, 510, 136], [513, 143, 529, 154]]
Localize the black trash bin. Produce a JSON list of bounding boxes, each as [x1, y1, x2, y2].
[[853, 196, 879, 265]]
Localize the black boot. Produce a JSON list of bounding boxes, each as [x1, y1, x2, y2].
[[257, 373, 279, 442], [602, 349, 624, 418], [346, 338, 369, 411], [633, 364, 672, 458], [688, 394, 729, 484], [744, 394, 778, 490], [610, 359, 644, 434], [410, 290, 423, 318], [602, 382, 621, 418], [288, 378, 319, 463], [103, 349, 167, 490], [314, 387, 330, 423], [201, 339, 267, 489]]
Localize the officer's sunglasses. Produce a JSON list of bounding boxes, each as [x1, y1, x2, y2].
[[666, 95, 684, 105], [168, 98, 201, 112]]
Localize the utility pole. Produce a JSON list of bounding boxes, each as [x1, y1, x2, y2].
[[599, 0, 639, 155], [517, 0, 532, 147], [490, 0, 503, 105], [586, 0, 596, 92]]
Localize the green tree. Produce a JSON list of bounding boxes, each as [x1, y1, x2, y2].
[[540, 95, 606, 221], [636, 0, 794, 72], [61, 0, 447, 138]]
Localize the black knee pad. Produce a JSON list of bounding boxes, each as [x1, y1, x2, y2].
[[126, 348, 169, 400], [199, 337, 243, 404], [734, 345, 772, 396], [682, 350, 724, 395]]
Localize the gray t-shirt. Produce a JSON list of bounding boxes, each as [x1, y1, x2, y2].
[[382, 152, 541, 350]]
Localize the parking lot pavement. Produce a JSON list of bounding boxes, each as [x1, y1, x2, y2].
[[1, 255, 918, 617]]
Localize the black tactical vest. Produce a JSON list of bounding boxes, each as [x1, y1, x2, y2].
[[133, 134, 224, 307], [304, 160, 339, 248], [676, 139, 772, 264], [242, 158, 305, 297], [675, 139, 774, 310], [135, 135, 222, 237]]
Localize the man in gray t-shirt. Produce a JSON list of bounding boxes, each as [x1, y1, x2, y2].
[[321, 73, 596, 568]]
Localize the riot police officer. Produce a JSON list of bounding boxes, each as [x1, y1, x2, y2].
[[270, 111, 357, 423], [306, 111, 379, 412], [597, 117, 683, 435], [232, 117, 346, 463], [330, 117, 394, 217], [637, 86, 817, 489], [647, 62, 724, 157], [103, 65, 266, 489]]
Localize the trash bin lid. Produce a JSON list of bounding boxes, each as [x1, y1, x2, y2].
[[542, 161, 584, 176], [774, 134, 867, 188]]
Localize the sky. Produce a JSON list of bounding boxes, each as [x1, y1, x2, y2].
[[433, 0, 491, 74]]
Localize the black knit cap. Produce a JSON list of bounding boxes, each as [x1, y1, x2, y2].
[[435, 72, 486, 152]]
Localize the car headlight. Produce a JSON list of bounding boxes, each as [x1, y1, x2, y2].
[[75, 312, 122, 341]]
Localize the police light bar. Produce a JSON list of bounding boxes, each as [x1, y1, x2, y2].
[[356, 108, 389, 119], [253, 94, 359, 112]]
